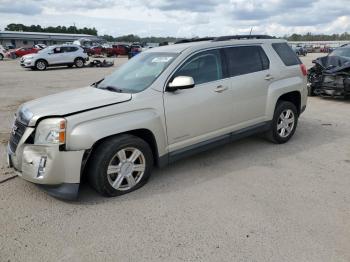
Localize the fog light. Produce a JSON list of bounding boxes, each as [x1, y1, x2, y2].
[[37, 156, 47, 178]]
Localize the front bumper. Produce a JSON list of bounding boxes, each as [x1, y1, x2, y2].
[[20, 59, 35, 68], [7, 129, 85, 199]]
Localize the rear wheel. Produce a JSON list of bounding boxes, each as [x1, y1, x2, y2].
[[35, 60, 47, 71], [266, 101, 298, 144], [0, 54, 3, 60], [87, 135, 154, 197], [74, 58, 84, 68]]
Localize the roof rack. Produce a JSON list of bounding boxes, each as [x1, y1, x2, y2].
[[213, 35, 275, 41], [174, 37, 215, 44], [174, 35, 275, 45]]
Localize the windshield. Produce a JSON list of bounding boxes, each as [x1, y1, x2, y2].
[[97, 52, 177, 93], [329, 48, 350, 58]]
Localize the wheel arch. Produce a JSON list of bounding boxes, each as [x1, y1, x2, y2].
[[91, 128, 160, 165], [35, 58, 48, 65], [80, 128, 162, 179], [277, 91, 301, 115]]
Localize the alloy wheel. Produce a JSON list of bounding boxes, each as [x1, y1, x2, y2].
[[277, 109, 295, 138], [107, 147, 146, 191]]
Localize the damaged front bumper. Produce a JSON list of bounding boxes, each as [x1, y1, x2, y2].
[[314, 75, 350, 97], [7, 127, 85, 200]]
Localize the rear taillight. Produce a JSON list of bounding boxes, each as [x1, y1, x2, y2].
[[300, 64, 307, 76]]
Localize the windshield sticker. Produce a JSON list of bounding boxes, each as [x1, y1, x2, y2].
[[152, 57, 173, 63]]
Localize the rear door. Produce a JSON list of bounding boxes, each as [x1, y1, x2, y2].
[[223, 45, 271, 126], [62, 46, 79, 63]]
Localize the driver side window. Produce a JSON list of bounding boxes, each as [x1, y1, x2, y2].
[[173, 50, 223, 85]]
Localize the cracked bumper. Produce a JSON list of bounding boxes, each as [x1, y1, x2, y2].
[[7, 140, 85, 200]]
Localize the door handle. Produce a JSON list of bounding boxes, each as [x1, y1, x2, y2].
[[264, 74, 274, 81], [214, 85, 228, 93]]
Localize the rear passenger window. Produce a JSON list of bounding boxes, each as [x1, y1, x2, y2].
[[64, 46, 78, 52], [224, 46, 269, 77], [173, 50, 223, 85], [272, 43, 301, 66]]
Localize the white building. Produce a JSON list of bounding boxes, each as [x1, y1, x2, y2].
[[0, 31, 100, 48]]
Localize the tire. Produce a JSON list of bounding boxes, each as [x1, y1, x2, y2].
[[35, 59, 47, 71], [87, 134, 154, 197], [0, 54, 3, 60], [74, 57, 85, 68], [265, 101, 298, 144]]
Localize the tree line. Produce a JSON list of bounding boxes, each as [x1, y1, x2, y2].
[[4, 23, 98, 36], [286, 32, 350, 41], [101, 34, 180, 44]]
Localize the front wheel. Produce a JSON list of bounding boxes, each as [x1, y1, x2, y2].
[[265, 101, 298, 144], [35, 60, 47, 71], [87, 135, 154, 197]]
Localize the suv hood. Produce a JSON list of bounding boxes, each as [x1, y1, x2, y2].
[[19, 86, 132, 126], [22, 53, 39, 59]]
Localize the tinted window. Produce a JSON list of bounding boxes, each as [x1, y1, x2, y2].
[[272, 43, 301, 66], [224, 46, 269, 77], [173, 50, 223, 85], [63, 46, 78, 52]]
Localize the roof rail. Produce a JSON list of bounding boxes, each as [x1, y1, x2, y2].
[[213, 35, 275, 41], [174, 37, 215, 44]]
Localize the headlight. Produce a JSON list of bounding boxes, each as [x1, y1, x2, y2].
[[34, 118, 66, 145]]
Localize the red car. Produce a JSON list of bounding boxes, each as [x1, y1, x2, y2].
[[10, 47, 39, 58], [87, 46, 103, 56], [106, 45, 129, 57]]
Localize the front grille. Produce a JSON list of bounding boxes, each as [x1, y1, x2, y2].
[[9, 119, 27, 153]]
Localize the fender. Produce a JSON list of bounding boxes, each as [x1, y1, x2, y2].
[[65, 108, 168, 157]]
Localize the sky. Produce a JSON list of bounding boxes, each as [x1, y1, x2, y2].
[[0, 0, 350, 37]]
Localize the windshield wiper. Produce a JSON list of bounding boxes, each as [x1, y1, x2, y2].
[[100, 85, 124, 93], [92, 78, 104, 88]]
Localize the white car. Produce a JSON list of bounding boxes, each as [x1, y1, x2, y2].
[[20, 44, 89, 70], [34, 44, 47, 49], [0, 45, 6, 60]]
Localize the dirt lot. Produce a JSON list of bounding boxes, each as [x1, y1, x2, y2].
[[1, 53, 350, 262]]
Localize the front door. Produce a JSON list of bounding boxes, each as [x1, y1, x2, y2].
[[164, 49, 234, 152]]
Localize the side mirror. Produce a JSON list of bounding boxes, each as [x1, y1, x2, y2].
[[167, 76, 195, 91]]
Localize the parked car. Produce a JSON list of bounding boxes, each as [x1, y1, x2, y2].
[[106, 45, 129, 57], [9, 47, 39, 58], [87, 46, 103, 56], [34, 44, 47, 50], [307, 46, 350, 97], [7, 37, 307, 200], [20, 44, 89, 70], [292, 45, 307, 56], [128, 44, 142, 59], [0, 45, 6, 60]]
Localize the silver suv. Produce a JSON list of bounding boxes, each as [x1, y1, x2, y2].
[[20, 44, 88, 70], [8, 36, 307, 199]]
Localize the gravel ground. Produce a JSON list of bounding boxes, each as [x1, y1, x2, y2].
[[0, 53, 350, 262]]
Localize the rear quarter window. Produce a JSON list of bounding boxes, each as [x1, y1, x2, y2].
[[272, 43, 301, 66]]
